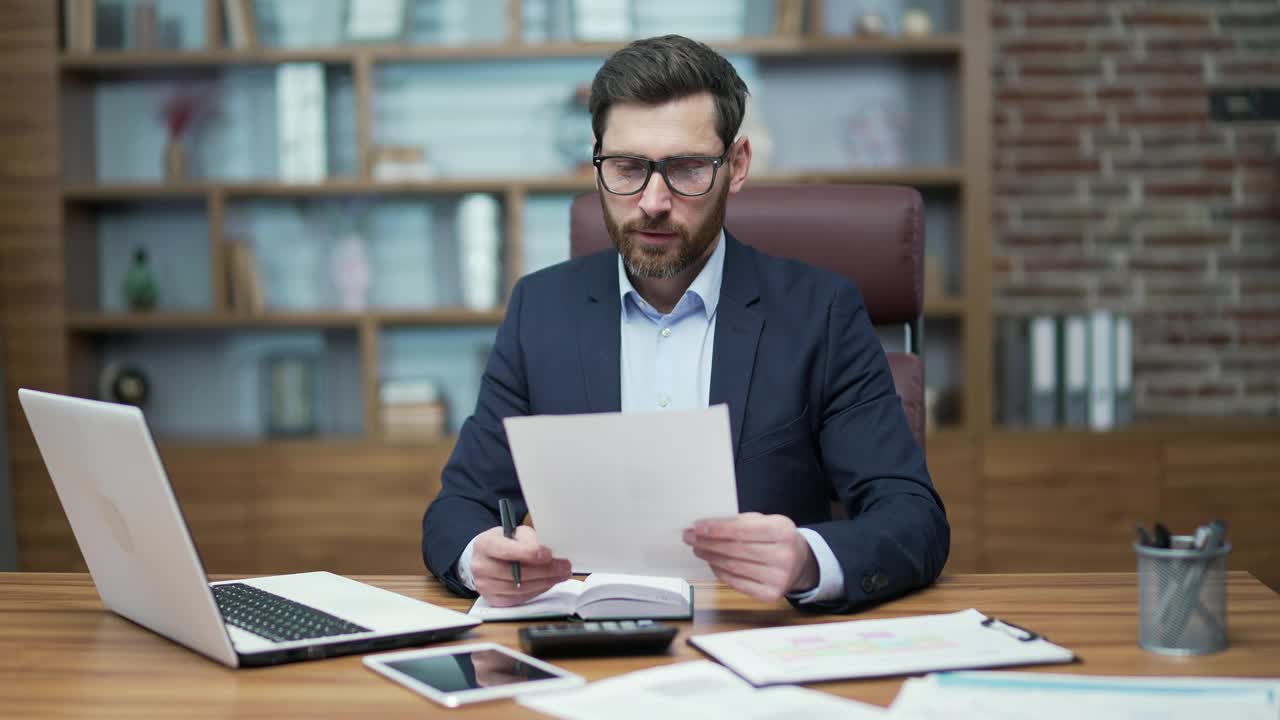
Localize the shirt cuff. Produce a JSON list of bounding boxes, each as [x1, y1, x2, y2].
[[456, 535, 480, 592], [787, 528, 845, 605]]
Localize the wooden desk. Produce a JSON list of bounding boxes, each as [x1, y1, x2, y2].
[[2, 572, 1278, 718]]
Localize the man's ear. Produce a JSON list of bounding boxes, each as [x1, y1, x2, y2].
[[728, 137, 752, 193]]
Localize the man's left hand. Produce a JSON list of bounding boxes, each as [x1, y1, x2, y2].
[[682, 512, 819, 603]]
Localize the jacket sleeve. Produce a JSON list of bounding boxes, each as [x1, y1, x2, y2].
[[794, 281, 950, 613], [422, 279, 533, 597]]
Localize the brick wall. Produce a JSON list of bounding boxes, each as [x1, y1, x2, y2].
[[991, 0, 1280, 417]]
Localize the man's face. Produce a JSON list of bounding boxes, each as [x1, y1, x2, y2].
[[597, 93, 736, 280]]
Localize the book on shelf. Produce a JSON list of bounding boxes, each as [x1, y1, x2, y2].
[[276, 63, 328, 182], [345, 0, 406, 42], [571, 0, 630, 41], [996, 316, 1028, 426], [1114, 315, 1134, 427], [773, 0, 805, 37], [1028, 315, 1058, 428], [379, 378, 447, 444], [468, 573, 693, 622], [223, 0, 259, 50], [1060, 315, 1089, 427], [95, 1, 126, 50], [63, 0, 96, 52], [1088, 310, 1115, 431], [227, 241, 265, 315], [131, 1, 158, 51]]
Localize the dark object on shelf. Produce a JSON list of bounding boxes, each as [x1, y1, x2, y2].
[[1209, 88, 1280, 122], [553, 84, 594, 177], [518, 620, 678, 658], [261, 353, 319, 436], [123, 248, 158, 311], [95, 1, 127, 49], [106, 366, 150, 407]]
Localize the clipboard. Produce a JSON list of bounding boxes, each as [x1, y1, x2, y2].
[[687, 608, 1075, 686]]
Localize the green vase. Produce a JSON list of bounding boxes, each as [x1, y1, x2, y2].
[[124, 248, 158, 311]]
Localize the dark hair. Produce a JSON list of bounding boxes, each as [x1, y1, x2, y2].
[[589, 34, 750, 155]]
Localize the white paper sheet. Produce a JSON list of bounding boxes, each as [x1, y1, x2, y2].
[[889, 672, 1280, 720], [518, 661, 890, 720], [503, 405, 738, 580]]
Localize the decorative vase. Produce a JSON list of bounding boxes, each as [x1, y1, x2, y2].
[[164, 138, 186, 180], [123, 247, 158, 311]]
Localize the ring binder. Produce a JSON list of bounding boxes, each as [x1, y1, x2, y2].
[[981, 616, 1042, 642]]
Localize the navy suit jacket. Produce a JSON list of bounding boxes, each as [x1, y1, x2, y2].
[[422, 232, 949, 612]]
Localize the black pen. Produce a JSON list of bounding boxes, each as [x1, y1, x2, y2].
[[498, 497, 522, 588]]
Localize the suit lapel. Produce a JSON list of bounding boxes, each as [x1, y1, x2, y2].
[[578, 252, 622, 413], [709, 233, 763, 455]]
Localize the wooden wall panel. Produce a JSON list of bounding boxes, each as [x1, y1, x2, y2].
[[1161, 439, 1280, 592], [163, 446, 257, 575], [251, 442, 451, 575], [0, 0, 71, 571], [982, 435, 1162, 572], [927, 434, 979, 574]]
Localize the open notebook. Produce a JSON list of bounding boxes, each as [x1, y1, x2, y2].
[[469, 573, 693, 621]]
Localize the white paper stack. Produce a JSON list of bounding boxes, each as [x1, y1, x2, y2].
[[890, 672, 1280, 720], [519, 661, 890, 720]]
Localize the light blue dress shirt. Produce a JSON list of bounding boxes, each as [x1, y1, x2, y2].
[[460, 232, 844, 604]]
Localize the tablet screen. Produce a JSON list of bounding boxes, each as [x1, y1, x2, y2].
[[383, 647, 560, 693]]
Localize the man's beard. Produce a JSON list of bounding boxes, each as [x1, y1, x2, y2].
[[602, 181, 729, 280]]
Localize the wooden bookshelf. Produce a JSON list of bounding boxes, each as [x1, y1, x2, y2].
[[58, 34, 965, 71], [64, 309, 507, 331], [61, 168, 966, 201], [1, 0, 1005, 576]]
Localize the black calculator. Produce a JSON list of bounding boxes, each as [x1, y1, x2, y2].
[[518, 619, 679, 658]]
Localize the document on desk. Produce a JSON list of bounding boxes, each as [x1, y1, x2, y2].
[[518, 660, 891, 720], [890, 672, 1280, 720], [688, 608, 1075, 686], [503, 405, 738, 580]]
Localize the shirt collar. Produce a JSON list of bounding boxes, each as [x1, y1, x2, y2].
[[617, 229, 725, 319]]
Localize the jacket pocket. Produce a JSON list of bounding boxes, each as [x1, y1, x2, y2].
[[738, 404, 810, 461]]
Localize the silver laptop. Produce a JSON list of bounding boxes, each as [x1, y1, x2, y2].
[[18, 388, 479, 668]]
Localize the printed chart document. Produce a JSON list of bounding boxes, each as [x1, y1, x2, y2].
[[891, 672, 1280, 720], [503, 405, 738, 580], [518, 660, 890, 720], [688, 608, 1075, 685], [469, 573, 692, 621]]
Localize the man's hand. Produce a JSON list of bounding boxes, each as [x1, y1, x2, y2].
[[471, 525, 572, 607], [682, 512, 819, 603]]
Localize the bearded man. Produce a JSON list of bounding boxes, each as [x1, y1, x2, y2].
[[422, 34, 949, 614]]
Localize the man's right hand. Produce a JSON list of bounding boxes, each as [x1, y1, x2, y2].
[[471, 525, 572, 607]]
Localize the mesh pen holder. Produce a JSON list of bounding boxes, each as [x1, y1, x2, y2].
[[1134, 536, 1231, 655]]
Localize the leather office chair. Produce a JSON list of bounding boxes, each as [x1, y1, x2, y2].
[[569, 184, 926, 451]]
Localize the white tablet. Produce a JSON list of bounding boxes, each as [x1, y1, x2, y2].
[[363, 642, 585, 707]]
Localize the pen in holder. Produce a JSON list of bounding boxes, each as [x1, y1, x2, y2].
[[1134, 526, 1230, 655]]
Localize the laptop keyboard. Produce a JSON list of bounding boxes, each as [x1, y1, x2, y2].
[[212, 583, 371, 643]]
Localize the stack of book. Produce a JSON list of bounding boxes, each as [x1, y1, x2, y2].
[[997, 311, 1134, 430], [380, 378, 448, 444]]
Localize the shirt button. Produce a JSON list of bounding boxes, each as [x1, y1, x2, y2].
[[658, 397, 669, 408], [660, 327, 672, 338]]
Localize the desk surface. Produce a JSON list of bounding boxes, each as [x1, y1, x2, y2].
[[2, 572, 1278, 718]]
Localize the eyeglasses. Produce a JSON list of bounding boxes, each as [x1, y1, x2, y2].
[[593, 149, 729, 197]]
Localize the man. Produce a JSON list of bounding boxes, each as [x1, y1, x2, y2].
[[423, 34, 948, 614]]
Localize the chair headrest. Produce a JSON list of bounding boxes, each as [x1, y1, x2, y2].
[[569, 184, 924, 324]]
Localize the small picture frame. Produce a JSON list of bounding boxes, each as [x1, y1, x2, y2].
[[261, 353, 319, 436], [345, 0, 408, 43]]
